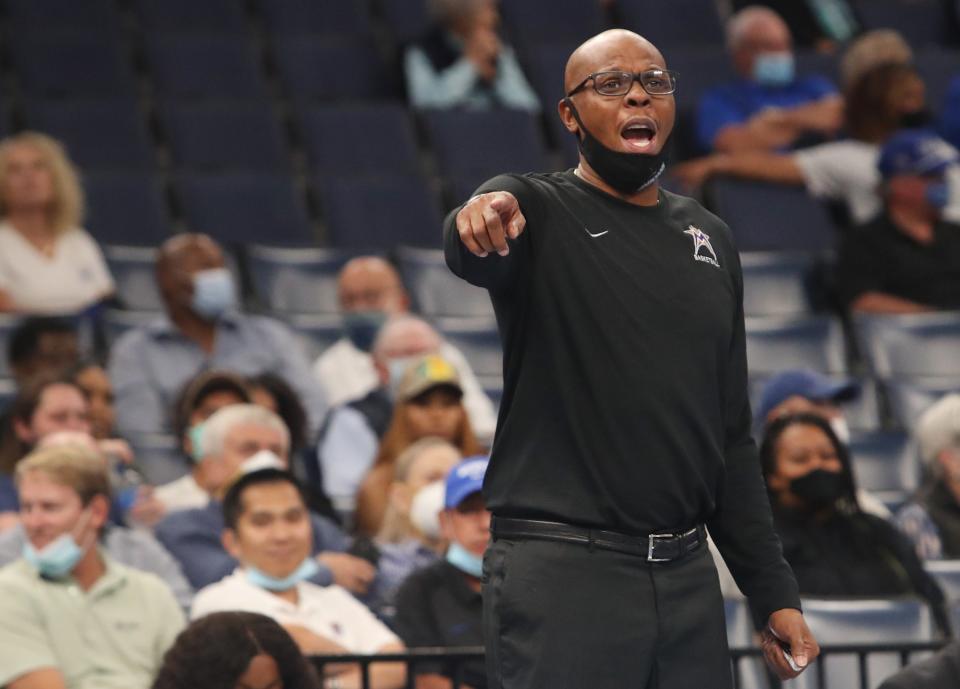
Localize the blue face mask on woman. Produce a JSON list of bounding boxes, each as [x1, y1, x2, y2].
[[446, 542, 484, 579], [246, 557, 319, 592]]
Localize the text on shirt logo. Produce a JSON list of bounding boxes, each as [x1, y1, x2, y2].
[[683, 225, 720, 268]]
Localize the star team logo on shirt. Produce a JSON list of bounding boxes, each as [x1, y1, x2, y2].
[[683, 225, 720, 268]]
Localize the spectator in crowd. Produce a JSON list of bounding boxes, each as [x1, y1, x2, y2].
[[394, 456, 490, 689], [697, 5, 842, 153], [155, 405, 373, 596], [838, 29, 912, 92], [0, 445, 184, 688], [367, 438, 462, 620], [836, 129, 960, 313], [731, 0, 859, 52], [192, 469, 407, 689], [896, 394, 960, 560], [109, 233, 327, 438], [878, 640, 960, 689], [152, 611, 322, 689], [355, 355, 482, 536], [756, 368, 860, 440], [0, 132, 114, 315], [6, 316, 79, 388], [404, 0, 540, 112], [69, 360, 115, 441], [761, 413, 949, 633], [313, 257, 496, 439]]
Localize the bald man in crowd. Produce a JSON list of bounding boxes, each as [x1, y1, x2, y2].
[[446, 29, 818, 687], [313, 256, 495, 440], [109, 234, 327, 445], [696, 5, 842, 153]]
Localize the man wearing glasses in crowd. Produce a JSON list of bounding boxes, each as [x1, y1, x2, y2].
[[444, 29, 819, 688]]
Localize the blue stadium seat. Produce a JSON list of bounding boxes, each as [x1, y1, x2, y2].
[[10, 32, 136, 98], [434, 317, 502, 381], [133, 0, 248, 34], [422, 109, 551, 203], [617, 0, 725, 47], [847, 430, 919, 508], [885, 377, 960, 430], [5, 0, 120, 30], [396, 246, 495, 320], [740, 251, 820, 317], [84, 173, 172, 246], [0, 315, 23, 379], [146, 34, 268, 100], [176, 172, 315, 246], [254, 0, 372, 36], [378, 0, 431, 46], [285, 312, 344, 359], [317, 176, 444, 250], [298, 103, 421, 178], [744, 315, 847, 375], [708, 178, 837, 252], [499, 0, 608, 48], [524, 43, 581, 166], [246, 244, 356, 314], [274, 37, 396, 102], [855, 0, 946, 47], [24, 98, 155, 170], [795, 49, 840, 84], [855, 312, 960, 380], [160, 102, 289, 171], [915, 49, 960, 119], [925, 560, 960, 634], [102, 246, 164, 311]]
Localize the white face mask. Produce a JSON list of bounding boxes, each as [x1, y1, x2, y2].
[[829, 417, 850, 445], [409, 480, 445, 539], [239, 450, 285, 475]]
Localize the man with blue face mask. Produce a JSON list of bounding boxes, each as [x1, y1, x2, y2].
[[109, 234, 327, 463], [696, 5, 842, 153], [191, 468, 406, 689], [394, 456, 490, 689], [0, 444, 184, 689], [836, 129, 960, 313]]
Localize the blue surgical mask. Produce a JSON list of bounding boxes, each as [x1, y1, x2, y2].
[[343, 311, 388, 352], [191, 268, 236, 320], [245, 557, 319, 591], [23, 532, 86, 578], [753, 52, 794, 87], [446, 541, 484, 578], [188, 423, 206, 463], [927, 181, 950, 209]]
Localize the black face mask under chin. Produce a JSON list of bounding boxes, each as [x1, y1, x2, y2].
[[564, 98, 668, 195]]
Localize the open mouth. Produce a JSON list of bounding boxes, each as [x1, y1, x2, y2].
[[621, 118, 657, 152]]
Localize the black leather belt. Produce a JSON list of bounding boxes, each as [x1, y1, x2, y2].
[[491, 516, 706, 563]]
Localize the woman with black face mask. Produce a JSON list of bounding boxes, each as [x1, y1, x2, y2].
[[760, 412, 951, 634]]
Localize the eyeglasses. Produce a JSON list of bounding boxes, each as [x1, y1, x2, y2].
[[566, 69, 678, 97]]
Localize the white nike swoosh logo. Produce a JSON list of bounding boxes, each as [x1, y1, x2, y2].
[[584, 227, 609, 238]]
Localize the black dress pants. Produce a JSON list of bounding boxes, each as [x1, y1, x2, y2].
[[482, 534, 733, 689]]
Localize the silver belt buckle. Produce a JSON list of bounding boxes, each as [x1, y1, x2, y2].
[[647, 533, 673, 562]]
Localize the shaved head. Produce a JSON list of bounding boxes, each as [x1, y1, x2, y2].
[[564, 30, 665, 94]]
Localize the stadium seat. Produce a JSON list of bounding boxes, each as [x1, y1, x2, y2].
[[273, 37, 396, 102], [926, 561, 960, 634], [84, 173, 172, 246], [885, 377, 960, 430], [102, 246, 164, 311], [795, 597, 934, 689], [6, 0, 121, 31], [744, 315, 847, 376], [915, 49, 960, 119], [316, 176, 444, 249], [146, 34, 269, 100], [498, 0, 608, 48], [434, 318, 502, 381], [103, 308, 162, 346], [176, 172, 315, 246], [523, 42, 582, 165], [617, 0, 725, 48], [795, 49, 840, 85], [847, 430, 919, 508], [0, 315, 22, 379], [160, 101, 289, 171], [24, 98, 155, 170], [740, 251, 821, 317], [0, 378, 16, 416], [396, 246, 495, 320], [855, 0, 946, 47], [10, 32, 136, 98], [254, 0, 372, 37], [126, 432, 187, 485], [133, 0, 248, 34], [285, 312, 344, 359], [707, 178, 837, 252], [855, 312, 960, 380], [246, 244, 356, 314], [378, 0, 431, 46], [297, 103, 421, 178]]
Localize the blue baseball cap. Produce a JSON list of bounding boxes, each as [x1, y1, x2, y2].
[[757, 369, 860, 423], [878, 130, 959, 179], [444, 456, 488, 509]]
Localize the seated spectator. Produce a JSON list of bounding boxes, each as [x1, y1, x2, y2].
[[191, 469, 406, 689], [0, 445, 183, 688], [404, 0, 540, 112], [109, 233, 327, 438], [836, 129, 960, 313], [154, 405, 372, 595], [152, 611, 322, 689], [731, 0, 859, 52], [355, 355, 482, 536], [760, 413, 948, 633], [69, 360, 115, 441], [0, 132, 115, 315], [6, 316, 79, 389], [155, 371, 252, 512], [697, 6, 841, 153], [313, 257, 496, 439], [394, 456, 489, 689], [367, 438, 462, 620], [896, 394, 960, 560], [878, 640, 960, 689]]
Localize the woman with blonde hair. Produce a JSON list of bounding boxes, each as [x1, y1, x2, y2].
[[0, 131, 114, 314]]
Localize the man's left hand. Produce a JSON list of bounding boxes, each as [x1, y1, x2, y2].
[[761, 608, 820, 680]]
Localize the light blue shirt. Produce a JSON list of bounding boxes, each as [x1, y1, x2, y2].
[[109, 310, 327, 438], [318, 405, 380, 512]]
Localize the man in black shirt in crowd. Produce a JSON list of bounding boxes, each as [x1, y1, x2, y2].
[[444, 29, 818, 688], [837, 128, 960, 314]]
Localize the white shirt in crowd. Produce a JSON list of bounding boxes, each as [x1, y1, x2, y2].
[[191, 569, 400, 653], [313, 338, 498, 443], [0, 223, 114, 314], [154, 473, 209, 513]]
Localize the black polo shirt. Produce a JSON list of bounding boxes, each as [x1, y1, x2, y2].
[[393, 560, 485, 688]]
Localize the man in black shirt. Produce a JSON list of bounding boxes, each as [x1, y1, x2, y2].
[[444, 29, 818, 688]]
